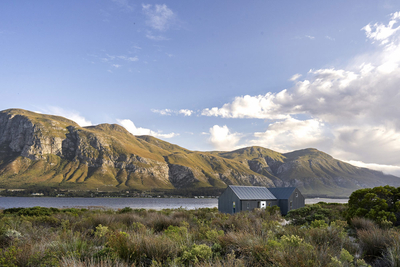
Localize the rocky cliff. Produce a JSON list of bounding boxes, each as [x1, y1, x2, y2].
[[0, 109, 273, 192], [0, 109, 399, 196]]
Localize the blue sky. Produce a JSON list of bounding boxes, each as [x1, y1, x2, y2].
[[2, 1, 400, 175]]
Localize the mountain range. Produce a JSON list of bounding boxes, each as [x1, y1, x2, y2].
[[0, 108, 399, 197]]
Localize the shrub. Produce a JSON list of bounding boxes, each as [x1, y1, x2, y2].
[[95, 224, 110, 238], [164, 225, 189, 243], [0, 245, 21, 267], [178, 244, 212, 265], [329, 248, 354, 267], [268, 235, 323, 267], [146, 213, 179, 232], [357, 226, 395, 261], [286, 203, 344, 226], [132, 233, 180, 265], [310, 219, 328, 228], [4, 207, 59, 217], [60, 256, 129, 267], [346, 186, 400, 226], [118, 207, 133, 214], [384, 243, 400, 267], [350, 217, 376, 231]]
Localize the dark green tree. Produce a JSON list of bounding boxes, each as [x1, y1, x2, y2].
[[346, 185, 400, 226]]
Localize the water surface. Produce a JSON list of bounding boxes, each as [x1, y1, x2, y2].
[[0, 197, 348, 210]]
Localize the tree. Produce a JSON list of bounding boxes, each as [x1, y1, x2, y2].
[[346, 185, 400, 226]]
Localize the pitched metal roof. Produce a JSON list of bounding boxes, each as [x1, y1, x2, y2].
[[229, 185, 277, 200], [267, 187, 297, 199]]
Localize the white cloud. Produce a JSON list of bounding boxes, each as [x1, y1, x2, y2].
[[151, 109, 173, 116], [117, 55, 139, 62], [178, 109, 193, 116], [46, 107, 92, 127], [331, 124, 400, 166], [111, 0, 134, 11], [112, 64, 121, 68], [201, 42, 400, 125], [345, 160, 400, 177], [363, 12, 400, 45], [201, 93, 290, 120], [152, 109, 193, 116], [117, 119, 178, 138], [290, 73, 302, 81], [209, 125, 241, 151], [325, 35, 335, 41], [305, 35, 315, 40], [248, 118, 329, 153], [146, 32, 169, 41], [100, 54, 139, 64], [142, 4, 175, 31], [200, 12, 400, 169]]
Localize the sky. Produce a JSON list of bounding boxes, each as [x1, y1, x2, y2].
[[2, 1, 400, 176]]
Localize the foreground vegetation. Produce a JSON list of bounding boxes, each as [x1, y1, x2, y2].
[[1, 186, 400, 266]]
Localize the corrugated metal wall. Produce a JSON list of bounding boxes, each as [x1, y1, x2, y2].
[[218, 186, 241, 214], [280, 188, 305, 215]]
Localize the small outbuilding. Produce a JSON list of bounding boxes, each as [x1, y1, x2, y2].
[[218, 185, 305, 215]]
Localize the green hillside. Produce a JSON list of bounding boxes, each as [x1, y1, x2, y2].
[[0, 108, 399, 197]]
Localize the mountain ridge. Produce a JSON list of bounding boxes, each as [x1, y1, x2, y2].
[[0, 108, 399, 197]]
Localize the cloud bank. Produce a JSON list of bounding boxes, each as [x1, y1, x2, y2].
[[201, 12, 400, 174]]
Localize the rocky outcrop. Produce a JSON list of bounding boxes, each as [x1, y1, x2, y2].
[[168, 164, 199, 188], [0, 112, 65, 160], [219, 169, 275, 187]]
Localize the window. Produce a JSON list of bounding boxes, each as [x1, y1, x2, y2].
[[296, 192, 298, 198], [290, 201, 293, 209], [247, 202, 250, 209]]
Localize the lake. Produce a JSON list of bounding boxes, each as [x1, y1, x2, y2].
[[0, 197, 348, 210]]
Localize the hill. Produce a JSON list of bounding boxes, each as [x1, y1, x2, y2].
[[0, 109, 399, 197]]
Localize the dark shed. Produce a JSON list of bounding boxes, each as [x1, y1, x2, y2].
[[218, 186, 305, 215], [267, 187, 305, 215], [218, 185, 278, 214]]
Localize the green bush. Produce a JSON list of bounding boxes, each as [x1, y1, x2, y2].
[[0, 245, 21, 267], [118, 207, 133, 214], [286, 203, 345, 226], [346, 186, 400, 226], [4, 207, 59, 217], [310, 219, 328, 228], [178, 244, 212, 265]]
